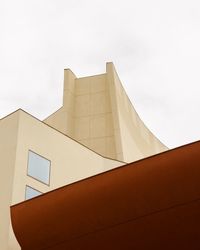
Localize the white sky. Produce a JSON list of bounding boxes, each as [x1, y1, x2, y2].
[[1, 0, 200, 148]]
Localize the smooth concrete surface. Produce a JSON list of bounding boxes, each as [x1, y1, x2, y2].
[[44, 62, 168, 162], [12, 110, 123, 205], [107, 63, 167, 162], [11, 140, 200, 249]]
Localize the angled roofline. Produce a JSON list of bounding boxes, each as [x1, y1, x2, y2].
[[0, 108, 126, 164]]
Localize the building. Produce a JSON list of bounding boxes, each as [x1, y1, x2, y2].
[[0, 62, 168, 249]]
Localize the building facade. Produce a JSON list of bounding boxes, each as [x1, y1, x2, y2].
[[0, 62, 167, 249]]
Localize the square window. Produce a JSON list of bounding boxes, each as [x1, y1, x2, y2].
[[28, 151, 51, 185]]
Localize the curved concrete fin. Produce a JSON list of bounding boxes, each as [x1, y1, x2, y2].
[[44, 63, 168, 162]]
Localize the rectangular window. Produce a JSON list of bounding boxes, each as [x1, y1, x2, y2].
[[25, 186, 42, 200], [27, 150, 51, 185]]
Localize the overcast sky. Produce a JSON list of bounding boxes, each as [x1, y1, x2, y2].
[[1, 0, 200, 148]]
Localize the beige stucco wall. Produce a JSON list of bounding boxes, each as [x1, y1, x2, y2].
[[44, 71, 117, 160], [74, 74, 117, 159], [0, 112, 19, 250], [1, 110, 123, 249], [44, 62, 168, 163], [13, 110, 122, 206]]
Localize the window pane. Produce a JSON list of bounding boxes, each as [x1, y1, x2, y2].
[[25, 186, 42, 200], [28, 151, 50, 184]]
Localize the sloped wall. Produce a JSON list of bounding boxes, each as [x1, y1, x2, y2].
[[107, 62, 168, 162]]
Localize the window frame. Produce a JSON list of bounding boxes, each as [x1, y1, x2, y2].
[[27, 150, 51, 186]]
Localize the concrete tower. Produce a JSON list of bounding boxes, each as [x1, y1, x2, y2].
[[44, 62, 167, 163]]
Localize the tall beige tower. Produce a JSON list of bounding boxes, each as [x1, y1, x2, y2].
[[44, 62, 167, 163]]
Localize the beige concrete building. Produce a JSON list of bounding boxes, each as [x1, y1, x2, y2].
[[0, 62, 167, 249]]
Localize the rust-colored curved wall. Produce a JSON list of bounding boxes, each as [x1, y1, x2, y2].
[[11, 141, 200, 249]]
